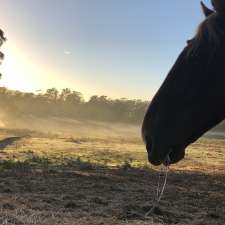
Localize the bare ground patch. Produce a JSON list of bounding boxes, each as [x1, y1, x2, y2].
[[0, 167, 223, 225]]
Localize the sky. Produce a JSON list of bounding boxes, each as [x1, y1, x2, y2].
[[0, 0, 212, 100]]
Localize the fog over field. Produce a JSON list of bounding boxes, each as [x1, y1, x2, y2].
[[0, 87, 224, 140], [1, 115, 141, 139]]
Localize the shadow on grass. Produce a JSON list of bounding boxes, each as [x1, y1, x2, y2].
[[0, 154, 150, 174], [0, 156, 224, 225]]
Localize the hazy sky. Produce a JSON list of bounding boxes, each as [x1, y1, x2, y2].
[[0, 0, 212, 100]]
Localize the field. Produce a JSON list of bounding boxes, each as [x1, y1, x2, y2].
[[0, 120, 224, 225]]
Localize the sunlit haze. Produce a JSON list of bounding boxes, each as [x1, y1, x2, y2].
[[0, 0, 211, 100]]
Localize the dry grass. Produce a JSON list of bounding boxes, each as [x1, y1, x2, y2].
[[0, 208, 166, 225], [0, 127, 224, 225], [0, 129, 224, 174]]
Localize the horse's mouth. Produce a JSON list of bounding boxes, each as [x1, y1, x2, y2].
[[147, 144, 186, 166], [162, 147, 185, 166]]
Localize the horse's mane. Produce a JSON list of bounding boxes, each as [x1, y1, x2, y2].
[[187, 13, 225, 57]]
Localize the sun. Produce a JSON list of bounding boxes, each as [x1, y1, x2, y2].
[[0, 42, 65, 93], [0, 41, 97, 99], [0, 43, 38, 92]]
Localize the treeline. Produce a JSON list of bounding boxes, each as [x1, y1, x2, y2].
[[0, 87, 149, 124]]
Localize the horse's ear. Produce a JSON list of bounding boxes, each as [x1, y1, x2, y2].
[[201, 1, 214, 17]]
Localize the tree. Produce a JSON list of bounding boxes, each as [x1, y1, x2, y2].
[[89, 95, 99, 104], [60, 88, 71, 101], [0, 29, 6, 59], [66, 91, 83, 104], [44, 88, 59, 101], [0, 29, 6, 78]]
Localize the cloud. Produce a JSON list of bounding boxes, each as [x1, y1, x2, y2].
[[64, 50, 71, 55]]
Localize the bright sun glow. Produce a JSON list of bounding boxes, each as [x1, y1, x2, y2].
[[0, 42, 83, 95], [1, 44, 35, 91]]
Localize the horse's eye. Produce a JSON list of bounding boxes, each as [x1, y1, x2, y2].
[[186, 39, 192, 45], [186, 38, 195, 45]]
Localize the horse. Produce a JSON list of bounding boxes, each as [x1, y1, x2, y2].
[[142, 0, 225, 166]]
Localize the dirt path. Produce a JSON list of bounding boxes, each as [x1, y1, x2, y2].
[[0, 136, 27, 150], [0, 168, 224, 225]]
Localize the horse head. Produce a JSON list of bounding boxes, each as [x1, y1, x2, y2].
[[142, 1, 225, 165]]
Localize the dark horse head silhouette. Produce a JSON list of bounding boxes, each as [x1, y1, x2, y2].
[[142, 0, 225, 166]]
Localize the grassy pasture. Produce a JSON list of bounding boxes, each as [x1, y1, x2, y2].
[[0, 126, 224, 225]]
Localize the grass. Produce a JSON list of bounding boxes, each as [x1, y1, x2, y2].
[[0, 154, 141, 173], [0, 130, 147, 171], [0, 128, 224, 225], [0, 128, 224, 174], [0, 207, 166, 225]]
